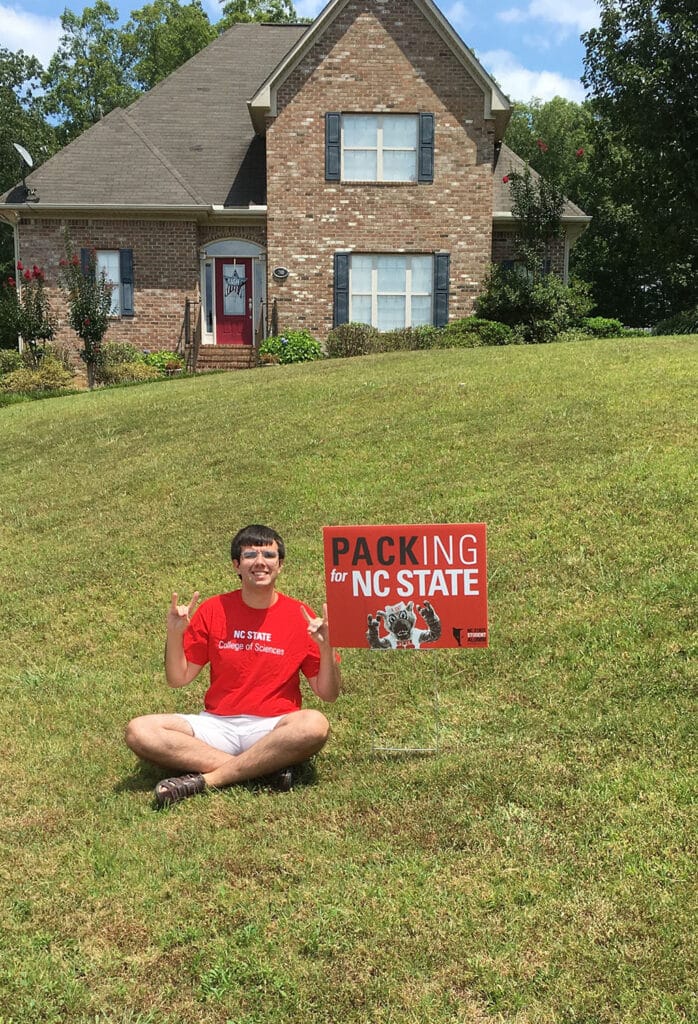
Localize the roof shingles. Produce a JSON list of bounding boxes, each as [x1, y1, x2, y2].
[[3, 23, 308, 210]]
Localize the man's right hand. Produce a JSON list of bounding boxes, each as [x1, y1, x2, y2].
[[167, 591, 200, 633]]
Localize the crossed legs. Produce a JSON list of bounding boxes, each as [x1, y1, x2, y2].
[[125, 709, 330, 791]]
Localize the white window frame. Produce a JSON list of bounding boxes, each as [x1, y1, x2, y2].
[[349, 254, 433, 329], [95, 250, 121, 316], [342, 114, 419, 183]]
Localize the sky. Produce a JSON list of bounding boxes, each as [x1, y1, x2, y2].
[[0, 0, 600, 104]]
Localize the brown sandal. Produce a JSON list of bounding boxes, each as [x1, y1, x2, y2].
[[154, 772, 206, 808]]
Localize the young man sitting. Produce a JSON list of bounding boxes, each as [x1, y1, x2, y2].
[[125, 524, 341, 807]]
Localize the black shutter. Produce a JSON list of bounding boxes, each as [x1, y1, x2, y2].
[[80, 248, 93, 279], [326, 112, 341, 181], [433, 252, 450, 327], [119, 249, 134, 316], [333, 253, 350, 327], [418, 113, 435, 183]]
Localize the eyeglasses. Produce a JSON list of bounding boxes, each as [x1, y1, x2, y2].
[[239, 549, 279, 562]]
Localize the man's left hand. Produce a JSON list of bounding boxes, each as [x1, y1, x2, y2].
[[302, 603, 330, 646]]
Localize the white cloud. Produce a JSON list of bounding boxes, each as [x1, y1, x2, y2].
[[294, 0, 325, 18], [498, 0, 598, 34], [442, 2, 476, 34], [480, 48, 586, 102], [0, 5, 62, 67]]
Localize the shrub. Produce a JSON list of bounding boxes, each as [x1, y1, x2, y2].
[[259, 330, 322, 365], [409, 325, 442, 350], [0, 263, 55, 363], [101, 341, 144, 365], [441, 316, 514, 347], [378, 328, 415, 352], [142, 350, 185, 373], [0, 348, 22, 375], [475, 265, 592, 344], [325, 322, 381, 358], [373, 326, 442, 352], [0, 358, 74, 393], [652, 306, 698, 336], [97, 361, 161, 386], [556, 328, 599, 344], [581, 316, 624, 337]]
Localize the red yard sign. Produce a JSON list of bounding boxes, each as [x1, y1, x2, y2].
[[323, 524, 488, 650]]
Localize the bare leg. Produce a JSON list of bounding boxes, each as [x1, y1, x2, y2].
[[125, 714, 232, 774], [202, 709, 330, 788], [125, 709, 330, 786]]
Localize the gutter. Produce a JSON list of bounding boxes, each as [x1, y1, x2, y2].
[[0, 203, 268, 223]]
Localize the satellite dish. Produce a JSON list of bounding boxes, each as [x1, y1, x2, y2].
[[13, 143, 34, 169], [12, 143, 38, 201]]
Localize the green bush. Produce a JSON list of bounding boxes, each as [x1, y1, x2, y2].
[[556, 328, 598, 344], [259, 330, 322, 365], [652, 306, 698, 336], [441, 316, 514, 347], [0, 358, 74, 393], [0, 348, 22, 375], [101, 341, 144, 365], [375, 325, 444, 352], [475, 265, 592, 344], [325, 322, 381, 358], [581, 316, 624, 337], [97, 361, 161, 386], [142, 350, 185, 373], [409, 325, 442, 350]]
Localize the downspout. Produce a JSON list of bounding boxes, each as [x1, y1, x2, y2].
[[3, 211, 24, 352]]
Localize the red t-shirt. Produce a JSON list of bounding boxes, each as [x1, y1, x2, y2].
[[183, 590, 321, 718]]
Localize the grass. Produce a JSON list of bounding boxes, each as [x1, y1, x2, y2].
[[0, 335, 695, 1024]]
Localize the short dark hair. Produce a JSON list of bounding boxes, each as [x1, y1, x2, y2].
[[231, 524, 285, 563]]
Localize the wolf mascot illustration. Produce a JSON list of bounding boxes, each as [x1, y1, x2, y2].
[[366, 600, 441, 650]]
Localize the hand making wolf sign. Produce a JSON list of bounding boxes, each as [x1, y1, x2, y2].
[[167, 591, 200, 633], [302, 602, 330, 646]]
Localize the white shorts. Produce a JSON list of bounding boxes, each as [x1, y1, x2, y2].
[[177, 711, 288, 756]]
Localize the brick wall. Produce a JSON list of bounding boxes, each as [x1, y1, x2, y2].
[[492, 229, 566, 277], [265, 0, 497, 339], [16, 217, 269, 364], [17, 217, 202, 362]]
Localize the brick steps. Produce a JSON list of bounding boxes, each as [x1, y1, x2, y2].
[[195, 345, 258, 372]]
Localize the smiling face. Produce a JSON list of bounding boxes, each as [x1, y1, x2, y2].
[[233, 542, 283, 604]]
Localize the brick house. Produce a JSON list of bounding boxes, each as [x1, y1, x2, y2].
[[1, 0, 589, 370]]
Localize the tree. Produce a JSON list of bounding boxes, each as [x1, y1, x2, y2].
[[218, 0, 303, 29], [59, 241, 114, 388], [581, 0, 698, 322], [0, 48, 58, 281], [504, 97, 594, 208], [121, 0, 215, 91], [41, 2, 140, 145]]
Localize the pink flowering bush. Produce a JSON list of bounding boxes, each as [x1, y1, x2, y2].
[[0, 261, 55, 364]]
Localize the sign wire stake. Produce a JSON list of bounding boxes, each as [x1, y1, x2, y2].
[[370, 655, 442, 758]]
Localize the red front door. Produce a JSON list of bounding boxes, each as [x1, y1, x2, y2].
[[215, 257, 253, 345]]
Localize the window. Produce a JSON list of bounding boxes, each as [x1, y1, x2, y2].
[[343, 115, 418, 182], [350, 254, 432, 329], [326, 113, 434, 183], [96, 251, 121, 315], [334, 252, 449, 329], [83, 248, 134, 316]]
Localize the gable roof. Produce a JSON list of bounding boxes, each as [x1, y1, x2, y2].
[[248, 0, 511, 139], [494, 144, 591, 234], [1, 23, 308, 215]]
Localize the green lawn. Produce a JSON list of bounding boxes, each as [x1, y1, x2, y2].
[[1, 336, 695, 1024]]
